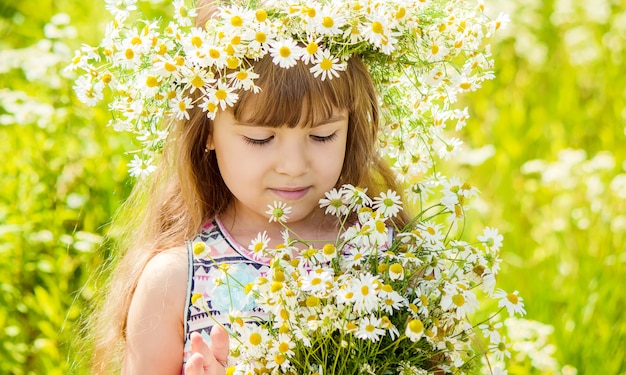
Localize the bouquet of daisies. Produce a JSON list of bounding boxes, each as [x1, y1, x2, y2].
[[201, 184, 525, 375]]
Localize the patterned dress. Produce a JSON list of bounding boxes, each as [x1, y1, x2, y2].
[[182, 218, 271, 365]]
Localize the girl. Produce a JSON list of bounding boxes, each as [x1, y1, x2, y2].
[[90, 1, 407, 374]]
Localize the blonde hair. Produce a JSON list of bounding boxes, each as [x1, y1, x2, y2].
[[89, 1, 407, 372]]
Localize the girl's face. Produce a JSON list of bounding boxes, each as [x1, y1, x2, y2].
[[209, 106, 349, 230]]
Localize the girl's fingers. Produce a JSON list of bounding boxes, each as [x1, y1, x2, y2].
[[184, 352, 205, 375], [209, 326, 230, 367], [185, 330, 228, 374]]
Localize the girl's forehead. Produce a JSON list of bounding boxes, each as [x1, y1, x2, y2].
[[233, 93, 347, 128]]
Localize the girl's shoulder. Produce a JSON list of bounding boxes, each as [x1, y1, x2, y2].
[[135, 246, 189, 311]]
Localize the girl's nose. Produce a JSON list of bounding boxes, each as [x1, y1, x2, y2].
[[275, 138, 309, 176]]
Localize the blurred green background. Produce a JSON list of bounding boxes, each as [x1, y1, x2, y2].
[[1, 0, 624, 374]]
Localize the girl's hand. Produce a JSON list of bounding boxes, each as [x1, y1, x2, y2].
[[184, 326, 230, 375]]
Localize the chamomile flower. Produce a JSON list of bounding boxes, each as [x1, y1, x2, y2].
[[269, 38, 303, 68], [301, 268, 334, 295], [310, 49, 345, 81], [315, 7, 345, 36], [494, 289, 526, 317], [172, 0, 197, 27], [248, 231, 270, 259], [492, 336, 512, 362], [301, 37, 322, 64], [355, 315, 385, 341], [104, 0, 137, 21], [479, 321, 503, 344], [267, 333, 295, 370], [170, 93, 193, 120], [341, 184, 372, 208], [127, 155, 157, 179], [372, 189, 403, 217], [318, 188, 350, 216], [73, 75, 104, 106], [405, 318, 425, 342], [113, 38, 142, 69], [361, 17, 392, 51], [227, 68, 260, 92], [208, 80, 239, 111], [478, 226, 504, 251], [349, 274, 382, 314], [266, 201, 292, 223]]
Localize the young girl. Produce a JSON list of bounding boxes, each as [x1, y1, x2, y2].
[[90, 1, 408, 374]]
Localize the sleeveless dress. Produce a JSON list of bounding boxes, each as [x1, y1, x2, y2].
[[182, 218, 271, 365]]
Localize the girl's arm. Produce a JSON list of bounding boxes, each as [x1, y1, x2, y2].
[[123, 248, 188, 374]]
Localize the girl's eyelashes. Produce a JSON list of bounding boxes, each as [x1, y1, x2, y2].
[[243, 135, 273, 146], [311, 132, 338, 143], [242, 132, 338, 146]]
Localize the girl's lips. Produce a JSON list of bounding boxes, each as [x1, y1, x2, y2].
[[270, 187, 310, 201]]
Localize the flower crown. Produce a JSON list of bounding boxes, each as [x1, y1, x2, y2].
[[69, 0, 507, 178]]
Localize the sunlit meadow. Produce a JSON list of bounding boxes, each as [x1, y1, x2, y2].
[[1, 0, 624, 374]]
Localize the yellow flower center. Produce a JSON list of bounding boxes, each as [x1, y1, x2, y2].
[[452, 293, 465, 307], [371, 21, 383, 34], [249, 332, 262, 346], [230, 15, 243, 27], [191, 36, 202, 48], [322, 243, 335, 255], [278, 342, 290, 353], [192, 242, 205, 255], [255, 31, 267, 43], [389, 263, 403, 275], [408, 319, 424, 334], [319, 57, 333, 70], [306, 295, 320, 307], [191, 75, 204, 88], [322, 16, 334, 28], [209, 48, 221, 59], [256, 9, 267, 22], [306, 41, 318, 55], [215, 89, 228, 101], [279, 46, 291, 58], [124, 48, 134, 60]]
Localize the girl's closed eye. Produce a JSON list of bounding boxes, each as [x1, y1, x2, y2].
[[311, 132, 338, 143], [243, 135, 274, 146]]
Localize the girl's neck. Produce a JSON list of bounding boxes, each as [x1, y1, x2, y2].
[[218, 206, 340, 249]]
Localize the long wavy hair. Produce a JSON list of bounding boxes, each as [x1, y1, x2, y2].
[[88, 1, 407, 373]]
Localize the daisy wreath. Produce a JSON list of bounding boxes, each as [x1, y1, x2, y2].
[[69, 0, 508, 180]]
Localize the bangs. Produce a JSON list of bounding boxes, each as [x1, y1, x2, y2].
[[231, 56, 353, 128]]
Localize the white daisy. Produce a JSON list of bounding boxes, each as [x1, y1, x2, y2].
[[248, 231, 270, 259], [318, 188, 350, 216], [478, 226, 504, 251], [269, 38, 303, 68], [355, 315, 385, 341], [208, 80, 239, 111], [372, 189, 403, 218], [127, 155, 157, 179], [405, 318, 424, 342], [310, 49, 346, 81], [494, 289, 526, 317], [265, 201, 292, 223], [227, 68, 260, 92], [170, 93, 193, 120]]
